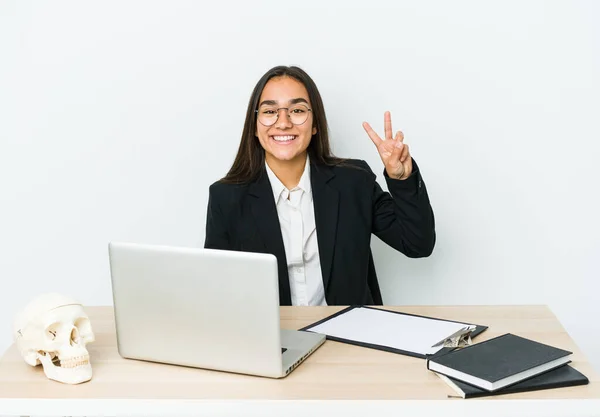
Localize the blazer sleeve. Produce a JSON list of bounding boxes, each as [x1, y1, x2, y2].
[[204, 183, 231, 250], [367, 158, 436, 257]]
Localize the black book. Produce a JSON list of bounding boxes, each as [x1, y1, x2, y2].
[[426, 333, 572, 392], [434, 364, 588, 398]]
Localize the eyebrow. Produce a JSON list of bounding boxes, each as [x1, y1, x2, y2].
[[258, 97, 310, 107]]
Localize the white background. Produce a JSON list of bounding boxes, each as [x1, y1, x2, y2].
[[1, 0, 598, 372]]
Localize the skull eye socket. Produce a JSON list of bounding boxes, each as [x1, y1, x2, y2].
[[74, 317, 93, 342], [70, 327, 81, 345], [45, 323, 60, 341]]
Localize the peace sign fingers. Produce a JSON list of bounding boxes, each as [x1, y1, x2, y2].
[[363, 111, 414, 180]]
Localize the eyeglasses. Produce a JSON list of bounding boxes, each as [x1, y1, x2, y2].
[[255, 103, 312, 126]]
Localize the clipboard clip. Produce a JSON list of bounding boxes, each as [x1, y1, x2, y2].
[[431, 325, 477, 348]]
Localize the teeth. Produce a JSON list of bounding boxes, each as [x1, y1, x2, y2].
[[272, 135, 296, 142], [60, 359, 90, 369], [58, 355, 90, 368]]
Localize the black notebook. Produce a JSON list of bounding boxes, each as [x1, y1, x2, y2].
[[426, 333, 572, 392], [434, 364, 588, 398]]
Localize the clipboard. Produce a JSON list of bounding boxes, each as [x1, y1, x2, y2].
[[299, 305, 488, 359]]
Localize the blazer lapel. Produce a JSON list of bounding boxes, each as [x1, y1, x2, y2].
[[248, 171, 292, 305], [310, 163, 339, 293]]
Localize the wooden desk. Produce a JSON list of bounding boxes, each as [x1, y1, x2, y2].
[[1, 305, 599, 416]]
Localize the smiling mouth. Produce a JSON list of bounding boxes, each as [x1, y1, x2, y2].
[[270, 135, 297, 143]]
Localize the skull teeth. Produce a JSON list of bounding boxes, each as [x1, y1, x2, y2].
[[58, 355, 90, 368], [60, 360, 90, 368]]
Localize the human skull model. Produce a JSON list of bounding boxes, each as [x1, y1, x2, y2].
[[13, 293, 95, 384]]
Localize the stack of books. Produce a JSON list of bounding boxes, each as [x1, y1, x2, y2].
[[426, 333, 589, 398]]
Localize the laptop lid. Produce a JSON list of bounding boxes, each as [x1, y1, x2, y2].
[[108, 242, 284, 377]]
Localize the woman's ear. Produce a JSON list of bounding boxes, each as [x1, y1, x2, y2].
[[312, 126, 317, 135]]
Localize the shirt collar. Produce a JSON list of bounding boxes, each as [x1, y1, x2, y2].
[[265, 154, 312, 203]]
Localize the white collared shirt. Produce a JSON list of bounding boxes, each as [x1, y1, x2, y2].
[[265, 156, 327, 306]]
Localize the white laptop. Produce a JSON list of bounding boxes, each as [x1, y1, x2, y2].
[[108, 241, 325, 378]]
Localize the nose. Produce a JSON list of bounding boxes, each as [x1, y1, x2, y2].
[[274, 108, 293, 129]]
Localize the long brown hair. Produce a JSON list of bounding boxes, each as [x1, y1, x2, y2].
[[220, 66, 346, 184]]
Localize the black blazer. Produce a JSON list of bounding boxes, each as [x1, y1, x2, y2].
[[204, 158, 435, 306]]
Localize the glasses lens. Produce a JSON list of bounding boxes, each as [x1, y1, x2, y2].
[[258, 107, 278, 126], [288, 104, 310, 125]]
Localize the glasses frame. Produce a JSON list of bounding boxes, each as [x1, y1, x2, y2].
[[255, 104, 313, 127]]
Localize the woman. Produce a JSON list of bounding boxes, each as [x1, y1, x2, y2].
[[204, 65, 435, 306]]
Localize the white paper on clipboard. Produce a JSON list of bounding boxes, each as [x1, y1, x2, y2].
[[305, 307, 474, 356]]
